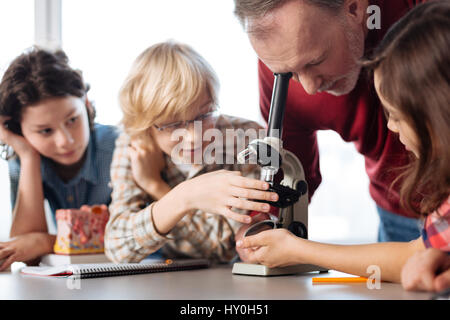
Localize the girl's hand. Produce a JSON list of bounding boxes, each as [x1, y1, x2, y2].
[[235, 212, 271, 262], [236, 228, 303, 268], [0, 116, 39, 160], [0, 232, 55, 271], [128, 135, 166, 193], [401, 248, 450, 292], [179, 170, 279, 224]]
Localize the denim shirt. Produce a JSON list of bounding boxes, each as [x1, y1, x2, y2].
[[8, 123, 119, 225]]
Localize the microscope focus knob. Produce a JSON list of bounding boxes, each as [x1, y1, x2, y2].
[[288, 221, 308, 239], [266, 184, 301, 208], [296, 180, 308, 196]]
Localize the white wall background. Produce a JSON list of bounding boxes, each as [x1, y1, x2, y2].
[[0, 0, 34, 240], [0, 0, 378, 243]]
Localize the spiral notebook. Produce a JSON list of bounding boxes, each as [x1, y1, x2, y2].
[[21, 258, 210, 279]]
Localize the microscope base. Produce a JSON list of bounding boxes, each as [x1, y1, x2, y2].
[[232, 262, 328, 277]]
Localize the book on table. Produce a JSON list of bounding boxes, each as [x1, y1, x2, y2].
[[40, 253, 111, 266]]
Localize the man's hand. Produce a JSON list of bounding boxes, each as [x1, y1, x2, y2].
[[401, 248, 450, 292]]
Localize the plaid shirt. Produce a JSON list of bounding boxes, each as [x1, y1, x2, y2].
[[422, 196, 450, 252], [105, 115, 263, 263]]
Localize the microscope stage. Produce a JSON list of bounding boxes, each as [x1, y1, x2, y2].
[[232, 262, 328, 276]]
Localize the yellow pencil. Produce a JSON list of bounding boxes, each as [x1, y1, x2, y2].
[[312, 276, 369, 283]]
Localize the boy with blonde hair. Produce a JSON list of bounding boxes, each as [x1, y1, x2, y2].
[[105, 41, 278, 263]]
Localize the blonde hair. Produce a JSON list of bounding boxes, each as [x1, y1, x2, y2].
[[119, 40, 219, 139]]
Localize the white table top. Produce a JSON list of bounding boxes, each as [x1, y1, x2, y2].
[[0, 265, 433, 300]]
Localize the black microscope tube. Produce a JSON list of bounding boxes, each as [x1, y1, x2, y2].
[[267, 72, 292, 138]]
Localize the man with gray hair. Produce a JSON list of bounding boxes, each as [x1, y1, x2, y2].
[[234, 0, 428, 242]]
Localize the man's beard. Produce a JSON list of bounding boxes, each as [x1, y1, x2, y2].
[[324, 22, 365, 96]]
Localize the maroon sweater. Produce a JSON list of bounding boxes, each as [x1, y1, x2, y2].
[[258, 0, 427, 218]]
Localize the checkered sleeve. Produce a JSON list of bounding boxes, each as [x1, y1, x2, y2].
[[104, 132, 170, 263], [422, 198, 450, 252], [161, 210, 241, 263]]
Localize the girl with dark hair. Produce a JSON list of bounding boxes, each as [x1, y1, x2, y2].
[[236, 1, 450, 291], [0, 48, 118, 270]]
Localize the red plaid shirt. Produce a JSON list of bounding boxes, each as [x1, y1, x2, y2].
[[422, 197, 450, 252]]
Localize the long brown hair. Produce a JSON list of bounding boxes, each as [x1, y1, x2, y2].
[[363, 1, 450, 216]]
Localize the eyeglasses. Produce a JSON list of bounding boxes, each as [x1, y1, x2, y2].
[[154, 109, 219, 133]]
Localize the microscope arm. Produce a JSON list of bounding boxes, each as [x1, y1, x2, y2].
[[232, 74, 327, 277], [237, 72, 309, 238]]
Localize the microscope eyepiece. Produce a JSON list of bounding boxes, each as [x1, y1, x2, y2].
[[267, 72, 292, 138]]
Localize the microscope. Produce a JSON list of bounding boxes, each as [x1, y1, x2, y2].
[[232, 72, 327, 276]]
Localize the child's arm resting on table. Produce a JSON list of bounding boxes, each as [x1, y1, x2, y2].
[[1, 117, 47, 237], [0, 232, 55, 271], [237, 228, 426, 283]]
